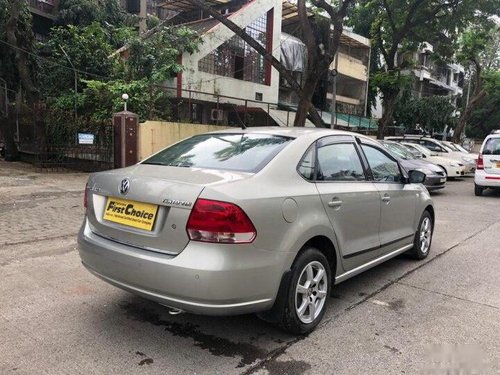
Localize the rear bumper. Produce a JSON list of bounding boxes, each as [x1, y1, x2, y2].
[[78, 220, 292, 315], [475, 170, 500, 188]]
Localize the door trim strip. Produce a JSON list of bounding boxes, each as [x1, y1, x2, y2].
[[342, 234, 414, 259], [335, 243, 414, 284]]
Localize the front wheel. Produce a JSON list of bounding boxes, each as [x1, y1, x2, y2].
[[410, 211, 433, 260], [279, 247, 331, 334]]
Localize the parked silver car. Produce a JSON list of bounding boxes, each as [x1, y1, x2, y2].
[[78, 128, 435, 334]]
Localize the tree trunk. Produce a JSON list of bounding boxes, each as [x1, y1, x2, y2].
[[377, 92, 398, 139], [0, 105, 19, 161], [184, 0, 325, 127], [294, 74, 322, 126], [5, 1, 38, 104], [452, 89, 486, 143]]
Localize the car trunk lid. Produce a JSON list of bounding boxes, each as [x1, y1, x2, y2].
[[86, 165, 251, 255]]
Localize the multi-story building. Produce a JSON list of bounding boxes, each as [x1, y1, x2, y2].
[[154, 0, 372, 128], [279, 12, 371, 128], [28, 0, 59, 41], [408, 42, 465, 106]]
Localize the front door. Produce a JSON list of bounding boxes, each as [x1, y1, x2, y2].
[[360, 144, 417, 250], [313, 137, 381, 270]]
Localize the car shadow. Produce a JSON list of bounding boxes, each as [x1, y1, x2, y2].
[[85, 252, 423, 373]]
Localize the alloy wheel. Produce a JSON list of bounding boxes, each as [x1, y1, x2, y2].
[[295, 261, 328, 324]]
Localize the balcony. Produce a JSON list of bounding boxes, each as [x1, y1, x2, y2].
[[29, 0, 57, 18], [331, 53, 368, 82]]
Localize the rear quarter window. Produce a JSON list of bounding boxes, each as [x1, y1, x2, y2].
[[142, 133, 293, 172]]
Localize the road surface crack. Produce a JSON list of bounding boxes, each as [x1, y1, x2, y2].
[[397, 281, 499, 310]]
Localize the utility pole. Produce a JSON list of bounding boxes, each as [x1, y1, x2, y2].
[[59, 45, 78, 119], [330, 53, 338, 129], [139, 0, 147, 34]]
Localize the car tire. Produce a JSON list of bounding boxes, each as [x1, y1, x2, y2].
[[438, 165, 451, 180], [474, 184, 484, 196], [410, 211, 433, 260], [277, 247, 331, 335]]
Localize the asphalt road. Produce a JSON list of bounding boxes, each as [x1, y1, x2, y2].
[[1, 161, 499, 374]]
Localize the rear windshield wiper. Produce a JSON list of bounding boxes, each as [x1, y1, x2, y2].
[[141, 161, 166, 166]]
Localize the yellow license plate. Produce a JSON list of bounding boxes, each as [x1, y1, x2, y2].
[[103, 197, 159, 231], [496, 162, 500, 168]]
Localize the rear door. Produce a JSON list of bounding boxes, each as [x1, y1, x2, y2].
[[359, 141, 417, 252], [482, 136, 500, 175], [313, 136, 382, 270]]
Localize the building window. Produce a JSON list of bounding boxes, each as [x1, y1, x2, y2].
[[198, 14, 268, 84]]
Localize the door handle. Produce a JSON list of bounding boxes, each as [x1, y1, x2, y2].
[[328, 198, 343, 208], [381, 194, 391, 203]]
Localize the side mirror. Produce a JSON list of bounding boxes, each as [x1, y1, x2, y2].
[[409, 170, 426, 184], [422, 154, 426, 158]]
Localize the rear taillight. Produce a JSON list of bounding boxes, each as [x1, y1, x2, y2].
[[186, 199, 256, 244], [477, 154, 484, 170], [83, 183, 89, 209]]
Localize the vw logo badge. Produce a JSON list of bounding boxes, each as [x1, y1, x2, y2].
[[120, 179, 130, 195]]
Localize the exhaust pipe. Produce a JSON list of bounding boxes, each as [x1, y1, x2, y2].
[[168, 307, 184, 315], [159, 303, 185, 315]]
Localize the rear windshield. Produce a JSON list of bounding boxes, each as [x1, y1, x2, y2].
[[483, 137, 500, 155], [142, 133, 293, 172]]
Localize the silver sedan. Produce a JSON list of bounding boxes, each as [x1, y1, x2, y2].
[[78, 128, 434, 334]]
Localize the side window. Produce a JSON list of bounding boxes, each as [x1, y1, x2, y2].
[[316, 143, 365, 181], [361, 145, 402, 183], [298, 146, 315, 180], [422, 141, 444, 153]]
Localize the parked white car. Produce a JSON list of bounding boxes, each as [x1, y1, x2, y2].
[[474, 132, 500, 196], [401, 142, 466, 178], [441, 141, 478, 156], [386, 136, 476, 175]]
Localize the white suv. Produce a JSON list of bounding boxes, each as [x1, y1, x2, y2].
[[475, 132, 500, 196]]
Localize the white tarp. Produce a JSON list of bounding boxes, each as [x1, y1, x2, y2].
[[280, 33, 307, 72]]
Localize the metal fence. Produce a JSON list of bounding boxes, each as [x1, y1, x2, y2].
[[27, 144, 113, 172]]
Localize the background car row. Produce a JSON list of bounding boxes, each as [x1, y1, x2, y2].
[[383, 133, 500, 196]]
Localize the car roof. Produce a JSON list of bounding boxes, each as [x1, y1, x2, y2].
[[206, 126, 373, 141]]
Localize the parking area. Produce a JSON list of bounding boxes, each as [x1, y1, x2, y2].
[[1, 160, 499, 374]]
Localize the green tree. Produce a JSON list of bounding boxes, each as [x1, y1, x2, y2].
[[40, 22, 119, 98], [464, 70, 500, 139], [394, 93, 455, 132], [358, 0, 498, 138], [0, 0, 38, 159], [453, 22, 499, 142], [56, 0, 128, 27]]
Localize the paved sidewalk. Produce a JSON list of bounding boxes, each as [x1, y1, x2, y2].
[[0, 161, 87, 263]]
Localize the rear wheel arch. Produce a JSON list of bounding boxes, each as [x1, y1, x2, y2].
[[299, 236, 338, 279], [424, 205, 435, 226]]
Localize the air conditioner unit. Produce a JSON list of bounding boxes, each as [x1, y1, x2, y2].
[[211, 109, 223, 121]]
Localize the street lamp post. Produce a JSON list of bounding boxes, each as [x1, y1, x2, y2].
[[330, 52, 339, 129], [122, 93, 129, 112]]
